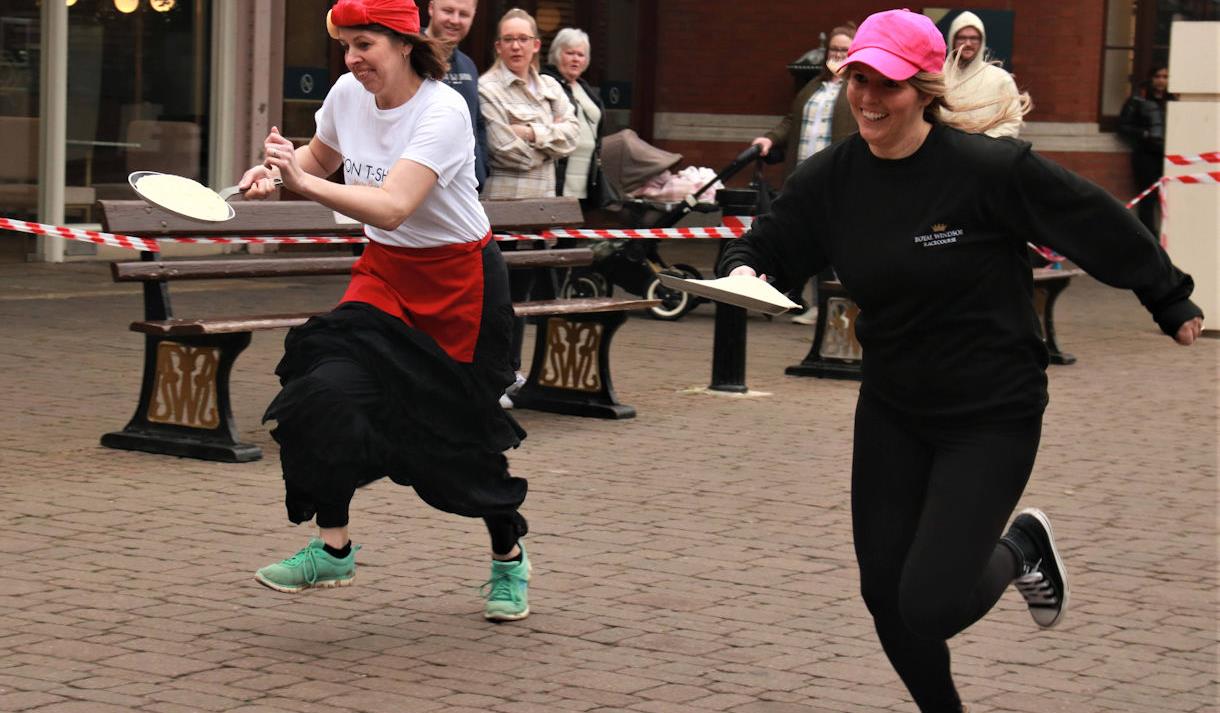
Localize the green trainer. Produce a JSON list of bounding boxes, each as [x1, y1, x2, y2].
[[255, 538, 360, 593], [482, 545, 531, 622]]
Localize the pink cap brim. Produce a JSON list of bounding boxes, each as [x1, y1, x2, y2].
[[840, 47, 920, 81]]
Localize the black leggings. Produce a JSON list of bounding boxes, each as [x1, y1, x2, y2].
[[851, 394, 1041, 712]]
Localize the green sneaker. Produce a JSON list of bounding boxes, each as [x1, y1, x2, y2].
[[481, 546, 531, 621], [255, 538, 360, 593]]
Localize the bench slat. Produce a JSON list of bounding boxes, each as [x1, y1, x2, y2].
[[99, 197, 583, 236], [112, 248, 595, 282], [130, 297, 661, 336]]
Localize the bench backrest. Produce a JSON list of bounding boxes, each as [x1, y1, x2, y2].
[[98, 197, 583, 237]]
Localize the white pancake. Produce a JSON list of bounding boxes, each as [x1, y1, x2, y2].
[[656, 273, 801, 315], [134, 173, 232, 222]]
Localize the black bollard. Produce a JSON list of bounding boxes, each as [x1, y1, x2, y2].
[[709, 301, 748, 392]]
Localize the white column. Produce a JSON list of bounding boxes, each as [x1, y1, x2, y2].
[[209, 0, 240, 190], [1164, 22, 1220, 332], [37, 0, 68, 262]]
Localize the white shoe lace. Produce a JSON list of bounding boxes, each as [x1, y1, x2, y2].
[[1014, 562, 1058, 606]]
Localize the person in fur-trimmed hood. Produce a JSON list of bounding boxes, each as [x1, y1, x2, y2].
[[942, 11, 1030, 137]]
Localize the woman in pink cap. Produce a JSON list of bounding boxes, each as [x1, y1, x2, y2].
[[720, 8, 1203, 712], [237, 0, 532, 623]]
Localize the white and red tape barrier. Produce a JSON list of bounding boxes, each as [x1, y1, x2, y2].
[[0, 215, 755, 252]]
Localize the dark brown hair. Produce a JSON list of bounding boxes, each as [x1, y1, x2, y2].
[[344, 23, 449, 80], [822, 21, 858, 80]]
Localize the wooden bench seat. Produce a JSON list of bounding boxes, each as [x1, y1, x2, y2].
[[98, 198, 658, 462], [785, 267, 1086, 380]]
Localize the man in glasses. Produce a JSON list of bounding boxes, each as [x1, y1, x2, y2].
[[942, 11, 1030, 138]]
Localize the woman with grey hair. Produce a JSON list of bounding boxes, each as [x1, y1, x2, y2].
[[541, 27, 607, 206]]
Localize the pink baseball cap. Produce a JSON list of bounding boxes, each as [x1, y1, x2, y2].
[[839, 9, 946, 81]]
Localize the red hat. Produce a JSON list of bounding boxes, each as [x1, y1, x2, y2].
[[326, 0, 420, 39], [840, 9, 946, 81]]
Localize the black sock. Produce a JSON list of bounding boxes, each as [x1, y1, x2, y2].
[[494, 546, 523, 563], [323, 541, 352, 559], [1001, 529, 1037, 573]]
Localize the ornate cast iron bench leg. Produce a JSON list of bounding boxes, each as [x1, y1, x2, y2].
[[511, 310, 636, 419], [101, 332, 263, 462], [785, 279, 863, 380]]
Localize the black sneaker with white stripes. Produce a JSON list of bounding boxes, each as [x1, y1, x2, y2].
[[1005, 508, 1069, 629]]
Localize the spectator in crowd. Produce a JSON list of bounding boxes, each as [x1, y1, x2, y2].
[[1119, 65, 1174, 234], [425, 0, 487, 191], [478, 8, 579, 199], [942, 11, 1030, 137], [479, 8, 579, 406], [751, 22, 858, 324], [720, 9, 1203, 712], [542, 27, 608, 210]]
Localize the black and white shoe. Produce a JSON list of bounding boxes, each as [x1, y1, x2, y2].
[[1006, 508, 1070, 629]]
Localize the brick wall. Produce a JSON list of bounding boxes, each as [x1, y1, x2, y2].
[[651, 1, 1130, 197], [654, 0, 1107, 121]]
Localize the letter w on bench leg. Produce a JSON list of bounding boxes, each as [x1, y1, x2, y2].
[[101, 332, 263, 462]]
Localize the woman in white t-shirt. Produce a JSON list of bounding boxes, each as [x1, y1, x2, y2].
[[237, 0, 532, 623]]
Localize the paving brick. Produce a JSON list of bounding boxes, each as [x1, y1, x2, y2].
[[0, 259, 1214, 713]]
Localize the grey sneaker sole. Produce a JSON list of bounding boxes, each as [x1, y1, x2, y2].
[[254, 572, 354, 594], [1019, 507, 1070, 628]]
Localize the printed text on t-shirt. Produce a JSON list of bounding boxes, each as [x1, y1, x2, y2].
[[344, 159, 389, 184]]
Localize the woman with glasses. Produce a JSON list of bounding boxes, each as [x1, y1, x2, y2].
[[478, 8, 579, 199], [477, 8, 581, 406], [751, 22, 858, 323]]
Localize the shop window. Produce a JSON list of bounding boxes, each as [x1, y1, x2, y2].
[[1102, 0, 1219, 127], [66, 0, 211, 207], [0, 7, 41, 225]]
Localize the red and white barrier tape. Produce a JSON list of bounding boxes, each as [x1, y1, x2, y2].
[[1166, 151, 1220, 166], [0, 214, 755, 252], [502, 216, 756, 242], [0, 217, 162, 252], [1124, 170, 1220, 208]]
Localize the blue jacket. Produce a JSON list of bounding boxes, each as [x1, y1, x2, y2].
[[440, 46, 488, 191]]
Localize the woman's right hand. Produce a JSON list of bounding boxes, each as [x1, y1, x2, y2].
[[729, 265, 768, 281], [751, 137, 773, 157], [237, 164, 280, 201]]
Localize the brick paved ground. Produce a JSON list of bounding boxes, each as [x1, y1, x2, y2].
[[0, 246, 1215, 713]]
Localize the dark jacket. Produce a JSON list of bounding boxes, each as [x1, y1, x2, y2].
[[1118, 92, 1169, 157], [438, 44, 488, 191], [540, 64, 605, 200], [764, 74, 856, 183]]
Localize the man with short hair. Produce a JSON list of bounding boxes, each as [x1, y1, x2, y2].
[[942, 11, 1028, 138], [426, 0, 487, 190]]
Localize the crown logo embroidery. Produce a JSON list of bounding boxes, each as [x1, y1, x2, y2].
[[931, 223, 948, 233]]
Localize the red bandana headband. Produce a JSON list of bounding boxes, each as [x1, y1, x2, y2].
[[326, 0, 420, 39]]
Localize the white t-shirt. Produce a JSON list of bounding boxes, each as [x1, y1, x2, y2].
[[314, 73, 490, 248]]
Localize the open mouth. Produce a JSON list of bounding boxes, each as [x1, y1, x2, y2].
[[861, 110, 889, 121]]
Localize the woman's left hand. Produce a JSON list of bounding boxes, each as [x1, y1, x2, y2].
[[1175, 316, 1204, 345], [262, 126, 305, 191]]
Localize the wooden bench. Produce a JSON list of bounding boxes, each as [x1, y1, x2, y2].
[[785, 267, 1086, 379], [98, 198, 658, 462]]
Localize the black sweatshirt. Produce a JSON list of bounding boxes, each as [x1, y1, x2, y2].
[[719, 125, 1202, 420]]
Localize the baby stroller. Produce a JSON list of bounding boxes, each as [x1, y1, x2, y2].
[[557, 129, 774, 320]]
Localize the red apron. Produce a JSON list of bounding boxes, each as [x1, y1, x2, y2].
[[340, 233, 492, 363]]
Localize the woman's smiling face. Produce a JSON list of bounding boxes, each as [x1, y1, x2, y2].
[[845, 63, 933, 158]]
